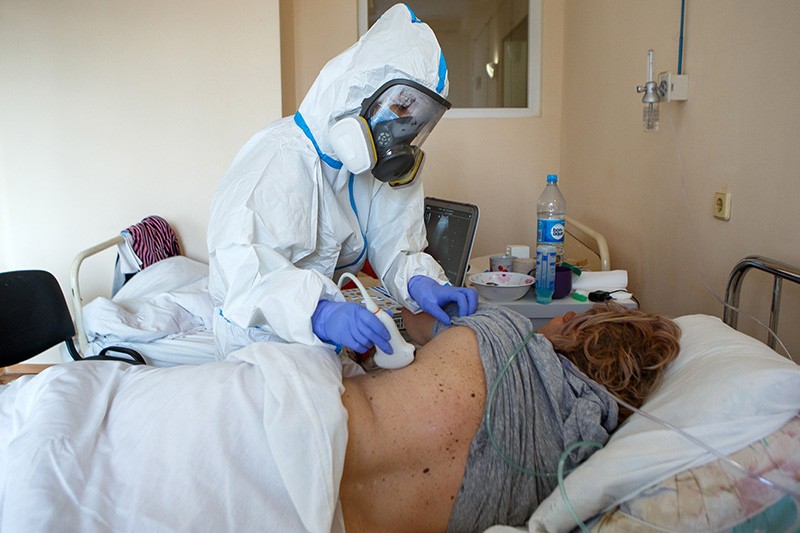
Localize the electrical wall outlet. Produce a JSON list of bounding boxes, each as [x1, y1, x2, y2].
[[658, 72, 689, 101], [713, 190, 731, 221]]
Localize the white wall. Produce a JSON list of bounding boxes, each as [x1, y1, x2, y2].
[[1, 0, 281, 361]]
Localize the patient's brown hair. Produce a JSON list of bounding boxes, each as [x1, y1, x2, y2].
[[547, 302, 681, 421]]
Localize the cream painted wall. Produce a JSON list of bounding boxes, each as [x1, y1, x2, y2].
[[560, 1, 800, 357], [281, 0, 358, 114], [284, 0, 565, 262], [1, 0, 281, 362]]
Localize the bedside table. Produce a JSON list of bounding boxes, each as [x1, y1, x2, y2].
[[467, 254, 636, 330]]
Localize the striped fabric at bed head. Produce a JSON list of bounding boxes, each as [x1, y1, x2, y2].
[[123, 215, 181, 269]]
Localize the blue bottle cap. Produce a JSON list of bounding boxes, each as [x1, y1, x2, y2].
[[547, 174, 558, 182]]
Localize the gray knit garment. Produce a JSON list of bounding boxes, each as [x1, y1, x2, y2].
[[437, 305, 619, 532]]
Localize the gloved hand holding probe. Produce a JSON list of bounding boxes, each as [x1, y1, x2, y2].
[[311, 300, 393, 354]]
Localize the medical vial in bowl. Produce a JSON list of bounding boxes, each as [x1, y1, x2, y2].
[[535, 245, 557, 304]]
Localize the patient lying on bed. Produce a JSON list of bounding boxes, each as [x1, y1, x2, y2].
[[0, 303, 679, 532]]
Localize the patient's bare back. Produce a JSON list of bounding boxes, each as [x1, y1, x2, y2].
[[339, 325, 486, 531]]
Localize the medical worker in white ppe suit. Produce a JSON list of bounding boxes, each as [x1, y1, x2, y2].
[[207, 3, 477, 358]]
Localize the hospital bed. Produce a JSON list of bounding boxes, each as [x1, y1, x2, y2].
[[69, 215, 612, 367], [524, 255, 800, 532], [70, 235, 218, 366], [63, 229, 800, 531]]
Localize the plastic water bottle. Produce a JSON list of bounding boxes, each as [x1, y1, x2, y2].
[[535, 245, 557, 304], [536, 174, 566, 264]]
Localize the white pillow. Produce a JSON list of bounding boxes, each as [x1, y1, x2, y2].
[[526, 314, 800, 533]]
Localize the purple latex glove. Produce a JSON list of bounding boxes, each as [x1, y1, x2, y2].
[[407, 275, 478, 325], [311, 300, 393, 354]]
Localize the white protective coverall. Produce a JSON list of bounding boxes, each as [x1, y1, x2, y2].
[[207, 4, 450, 356]]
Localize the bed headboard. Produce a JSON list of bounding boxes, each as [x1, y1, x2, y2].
[[724, 255, 800, 352]]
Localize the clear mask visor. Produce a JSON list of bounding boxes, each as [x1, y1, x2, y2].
[[360, 80, 450, 150]]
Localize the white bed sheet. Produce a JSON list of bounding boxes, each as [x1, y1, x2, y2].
[[0, 341, 348, 532], [81, 256, 218, 366]]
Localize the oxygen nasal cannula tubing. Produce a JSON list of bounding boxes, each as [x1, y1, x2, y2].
[[337, 272, 416, 369]]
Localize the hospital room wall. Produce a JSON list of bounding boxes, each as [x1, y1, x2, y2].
[[0, 0, 282, 271], [0, 0, 282, 362], [558, 1, 800, 356]]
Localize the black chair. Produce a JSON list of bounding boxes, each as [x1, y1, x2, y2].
[[0, 270, 146, 367]]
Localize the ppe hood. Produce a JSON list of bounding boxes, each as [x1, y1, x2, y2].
[[296, 3, 449, 166]]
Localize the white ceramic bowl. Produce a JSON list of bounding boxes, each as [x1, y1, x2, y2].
[[469, 272, 535, 301]]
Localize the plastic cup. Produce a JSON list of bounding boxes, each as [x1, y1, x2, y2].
[[490, 255, 515, 272], [553, 265, 573, 299], [512, 257, 535, 276]]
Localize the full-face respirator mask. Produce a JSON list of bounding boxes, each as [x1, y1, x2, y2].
[[329, 79, 451, 188]]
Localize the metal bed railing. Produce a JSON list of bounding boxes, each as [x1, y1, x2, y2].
[[565, 216, 610, 271], [724, 255, 800, 350], [70, 235, 125, 354]]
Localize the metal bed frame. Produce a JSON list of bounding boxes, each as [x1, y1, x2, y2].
[[724, 255, 800, 351], [70, 235, 125, 354], [565, 216, 610, 271]]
